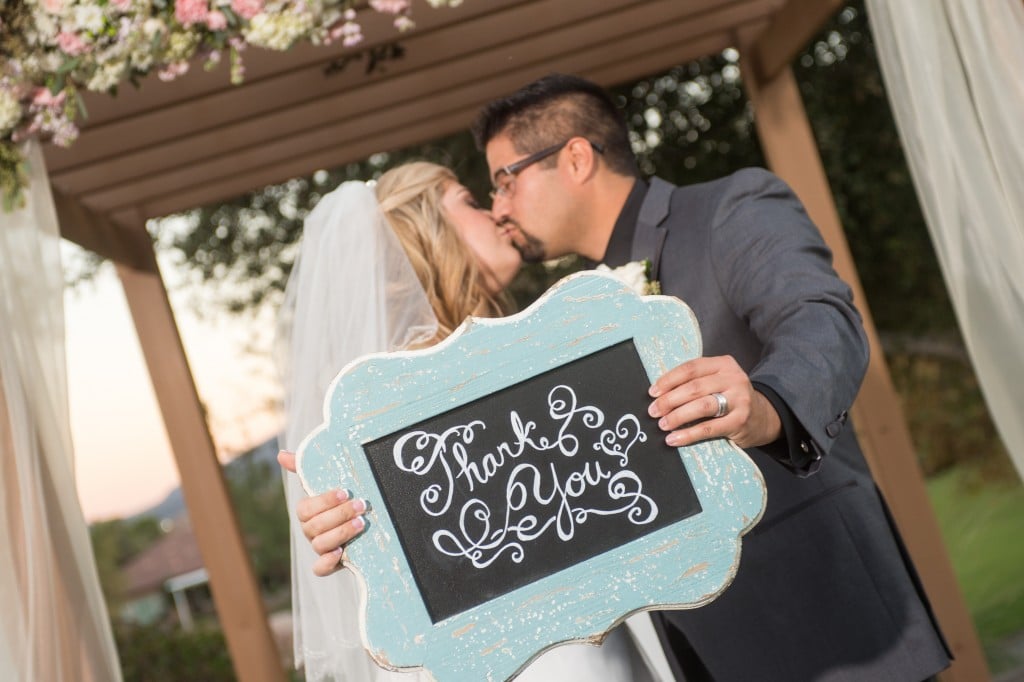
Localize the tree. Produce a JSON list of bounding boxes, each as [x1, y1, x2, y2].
[[226, 456, 292, 595], [89, 516, 164, 608]]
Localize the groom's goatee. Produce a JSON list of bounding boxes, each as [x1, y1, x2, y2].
[[502, 218, 546, 263]]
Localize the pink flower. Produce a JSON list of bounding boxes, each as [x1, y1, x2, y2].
[[175, 0, 209, 27], [157, 61, 190, 82], [231, 0, 263, 20], [32, 87, 67, 108], [56, 31, 89, 56], [110, 0, 133, 10], [42, 0, 63, 13], [370, 0, 409, 14], [329, 20, 363, 47], [206, 9, 227, 30]]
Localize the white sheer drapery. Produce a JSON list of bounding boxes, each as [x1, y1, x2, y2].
[[866, 0, 1024, 480], [0, 140, 122, 681]]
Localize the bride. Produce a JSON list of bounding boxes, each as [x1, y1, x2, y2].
[[276, 161, 669, 682]]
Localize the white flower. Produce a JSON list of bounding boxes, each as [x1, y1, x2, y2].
[[142, 17, 166, 38], [86, 61, 126, 92], [244, 13, 315, 51], [31, 10, 60, 40], [73, 5, 106, 34], [595, 260, 660, 295], [39, 50, 64, 73], [129, 45, 154, 71], [0, 89, 22, 137]]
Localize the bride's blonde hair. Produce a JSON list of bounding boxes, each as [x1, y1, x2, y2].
[[375, 161, 509, 341]]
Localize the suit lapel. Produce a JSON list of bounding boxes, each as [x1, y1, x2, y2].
[[630, 177, 675, 280]]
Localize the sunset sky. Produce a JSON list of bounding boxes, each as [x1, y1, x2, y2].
[[65, 259, 283, 522]]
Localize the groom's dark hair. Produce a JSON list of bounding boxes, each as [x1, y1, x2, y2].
[[472, 73, 639, 178]]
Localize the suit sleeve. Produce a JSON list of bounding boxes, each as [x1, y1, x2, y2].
[[709, 168, 868, 475]]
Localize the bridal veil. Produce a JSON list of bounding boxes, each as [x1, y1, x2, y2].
[[275, 181, 436, 681]]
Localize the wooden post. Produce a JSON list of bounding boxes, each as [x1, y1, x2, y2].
[[740, 62, 989, 681], [113, 222, 285, 682]]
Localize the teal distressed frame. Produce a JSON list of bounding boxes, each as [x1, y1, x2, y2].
[[297, 271, 766, 681]]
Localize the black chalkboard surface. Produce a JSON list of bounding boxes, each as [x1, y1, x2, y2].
[[364, 339, 702, 623]]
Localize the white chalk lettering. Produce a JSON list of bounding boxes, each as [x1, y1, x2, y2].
[[392, 385, 658, 567]]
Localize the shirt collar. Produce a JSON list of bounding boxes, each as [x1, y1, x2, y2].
[[595, 179, 649, 268]]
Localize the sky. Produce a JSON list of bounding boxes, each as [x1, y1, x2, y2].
[[65, 254, 284, 522]]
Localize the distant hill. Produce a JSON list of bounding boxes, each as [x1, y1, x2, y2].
[[130, 437, 281, 523]]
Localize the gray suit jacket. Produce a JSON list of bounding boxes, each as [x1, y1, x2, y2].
[[611, 169, 950, 681]]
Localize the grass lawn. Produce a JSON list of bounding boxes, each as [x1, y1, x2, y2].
[[927, 467, 1024, 674]]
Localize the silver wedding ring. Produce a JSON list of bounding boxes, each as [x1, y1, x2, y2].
[[711, 392, 729, 418]]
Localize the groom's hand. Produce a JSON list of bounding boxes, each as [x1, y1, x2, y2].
[[647, 356, 782, 449], [278, 450, 368, 577]]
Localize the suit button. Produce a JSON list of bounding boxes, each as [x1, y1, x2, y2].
[[826, 422, 842, 438], [800, 441, 810, 453]]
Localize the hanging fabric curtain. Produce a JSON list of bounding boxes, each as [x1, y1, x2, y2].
[[0, 140, 122, 681], [865, 0, 1024, 480]]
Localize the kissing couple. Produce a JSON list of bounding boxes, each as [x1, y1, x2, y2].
[[276, 74, 950, 682]]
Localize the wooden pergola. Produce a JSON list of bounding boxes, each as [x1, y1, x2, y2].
[[44, 1, 989, 680]]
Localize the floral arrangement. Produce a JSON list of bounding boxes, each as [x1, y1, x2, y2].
[[595, 260, 661, 295], [0, 0, 462, 210]]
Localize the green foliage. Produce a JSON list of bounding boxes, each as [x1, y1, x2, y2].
[[89, 516, 164, 607], [0, 141, 28, 212], [114, 622, 236, 682], [614, 49, 763, 186], [794, 5, 956, 335], [226, 456, 291, 595], [928, 468, 1024, 673], [888, 349, 1011, 479]]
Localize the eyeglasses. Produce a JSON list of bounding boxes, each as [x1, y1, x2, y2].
[[490, 139, 605, 199]]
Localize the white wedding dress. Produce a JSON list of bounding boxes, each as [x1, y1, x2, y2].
[[276, 182, 673, 682]]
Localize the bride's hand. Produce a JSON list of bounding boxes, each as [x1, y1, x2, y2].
[[278, 450, 369, 577]]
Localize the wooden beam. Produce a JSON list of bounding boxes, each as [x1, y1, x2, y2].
[[42, 0, 535, 139], [42, 0, 634, 172], [740, 61, 990, 682], [114, 226, 285, 682], [75, 1, 777, 216], [52, 191, 150, 269], [747, 0, 843, 82], [122, 24, 754, 219], [49, 0, 774, 195]]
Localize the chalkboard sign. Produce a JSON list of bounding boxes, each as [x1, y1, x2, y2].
[[297, 272, 765, 681], [364, 339, 702, 623]]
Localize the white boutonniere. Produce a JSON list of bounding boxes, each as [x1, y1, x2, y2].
[[595, 259, 661, 295]]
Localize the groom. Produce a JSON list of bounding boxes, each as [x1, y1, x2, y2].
[[474, 74, 951, 681]]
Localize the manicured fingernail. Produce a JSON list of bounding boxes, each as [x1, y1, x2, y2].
[[351, 516, 366, 531], [332, 546, 344, 557], [336, 489, 350, 503], [666, 434, 682, 447], [648, 403, 660, 417], [649, 385, 662, 397], [658, 417, 669, 430], [351, 498, 367, 513]]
